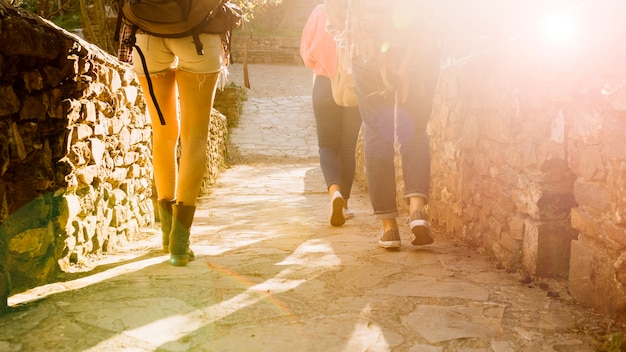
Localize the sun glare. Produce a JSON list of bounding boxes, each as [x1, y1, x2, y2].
[[541, 12, 576, 45]]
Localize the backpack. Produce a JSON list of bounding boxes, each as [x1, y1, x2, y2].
[[115, 0, 242, 54], [324, 0, 442, 102], [113, 0, 243, 125], [347, 0, 439, 61]]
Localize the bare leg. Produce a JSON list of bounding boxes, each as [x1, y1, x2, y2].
[[137, 70, 179, 202], [328, 184, 340, 197], [175, 70, 220, 206], [382, 218, 398, 232], [409, 196, 426, 215]]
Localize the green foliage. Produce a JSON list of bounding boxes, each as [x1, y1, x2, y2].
[[575, 320, 626, 352], [597, 331, 626, 352], [51, 11, 81, 29], [11, 0, 36, 13], [235, 0, 283, 20], [12, 0, 81, 28]]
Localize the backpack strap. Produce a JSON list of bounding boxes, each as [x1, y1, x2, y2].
[[126, 26, 167, 126], [113, 0, 165, 125], [192, 31, 204, 55]]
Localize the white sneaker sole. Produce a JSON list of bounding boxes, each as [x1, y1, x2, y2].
[[378, 240, 401, 248], [330, 194, 345, 226], [410, 219, 434, 245]]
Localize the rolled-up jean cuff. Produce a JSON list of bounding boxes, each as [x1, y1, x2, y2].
[[403, 192, 429, 205], [374, 210, 399, 220]]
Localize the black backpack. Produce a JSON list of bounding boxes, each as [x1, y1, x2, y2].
[[113, 0, 243, 125]]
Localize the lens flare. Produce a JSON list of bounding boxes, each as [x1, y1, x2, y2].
[[541, 13, 576, 45]]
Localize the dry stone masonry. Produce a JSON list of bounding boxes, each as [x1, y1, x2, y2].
[[428, 2, 626, 320], [0, 0, 152, 310], [230, 36, 303, 65], [0, 0, 231, 312], [0, 0, 624, 325]]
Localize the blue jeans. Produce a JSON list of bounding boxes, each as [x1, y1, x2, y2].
[[352, 46, 440, 219], [312, 75, 362, 200]]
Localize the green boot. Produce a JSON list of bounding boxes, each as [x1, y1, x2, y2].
[[169, 203, 196, 266], [157, 199, 175, 252]]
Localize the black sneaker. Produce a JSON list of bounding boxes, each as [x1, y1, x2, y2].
[[378, 228, 401, 248], [407, 210, 434, 246]]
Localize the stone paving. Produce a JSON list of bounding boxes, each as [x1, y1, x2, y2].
[[0, 64, 618, 351]]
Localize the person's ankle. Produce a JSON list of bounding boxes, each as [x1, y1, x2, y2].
[[409, 196, 426, 214], [381, 219, 398, 232], [328, 185, 341, 198]]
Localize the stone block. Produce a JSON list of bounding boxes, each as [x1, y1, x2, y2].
[[607, 165, 626, 224], [461, 116, 480, 149], [508, 215, 525, 241], [569, 144, 605, 181], [8, 226, 52, 259], [19, 95, 46, 120], [573, 180, 611, 213], [517, 137, 543, 169], [568, 107, 602, 145], [511, 182, 541, 220], [569, 240, 626, 319], [522, 220, 539, 274], [568, 240, 594, 307], [602, 115, 626, 160], [0, 15, 60, 58], [499, 231, 521, 253], [571, 207, 600, 240], [605, 223, 626, 247], [481, 180, 516, 213], [523, 218, 576, 277], [483, 111, 512, 145], [12, 248, 56, 290]]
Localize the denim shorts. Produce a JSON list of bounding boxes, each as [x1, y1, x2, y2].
[[132, 33, 223, 75]]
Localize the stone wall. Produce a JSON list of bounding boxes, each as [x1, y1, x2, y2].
[[247, 0, 318, 35], [427, 2, 626, 320], [230, 36, 303, 65], [0, 0, 232, 312], [225, 0, 315, 66], [0, 1, 153, 311]]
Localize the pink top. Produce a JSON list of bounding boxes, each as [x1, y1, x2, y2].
[[300, 4, 337, 78]]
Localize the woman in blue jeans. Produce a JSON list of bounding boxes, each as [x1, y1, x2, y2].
[[351, 43, 441, 248], [312, 73, 362, 226], [323, 0, 442, 248], [301, 3, 362, 226]]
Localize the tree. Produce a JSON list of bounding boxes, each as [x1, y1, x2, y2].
[[78, 0, 116, 54]]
